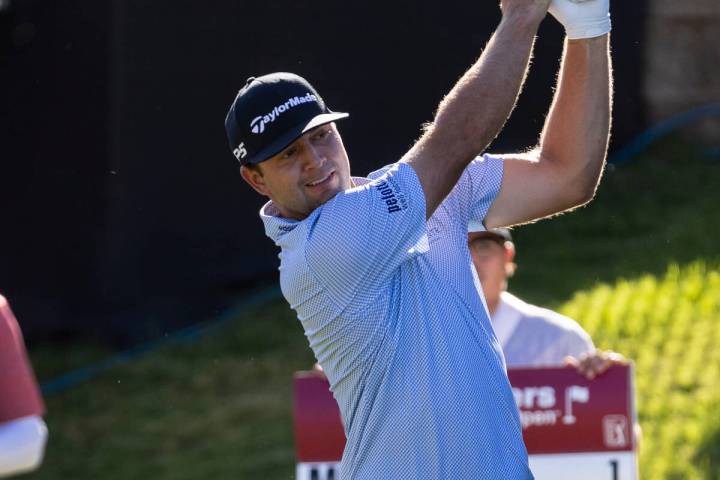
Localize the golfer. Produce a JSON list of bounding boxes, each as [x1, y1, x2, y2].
[[224, 0, 612, 477]]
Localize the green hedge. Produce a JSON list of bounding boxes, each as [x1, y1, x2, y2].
[[561, 261, 720, 479]]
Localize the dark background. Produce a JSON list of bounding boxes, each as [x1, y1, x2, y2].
[[0, 0, 646, 343]]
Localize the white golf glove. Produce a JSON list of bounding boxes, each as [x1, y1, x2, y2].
[[549, 0, 611, 40]]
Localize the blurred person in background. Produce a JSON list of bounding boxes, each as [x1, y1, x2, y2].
[[468, 228, 626, 377], [0, 294, 48, 477]]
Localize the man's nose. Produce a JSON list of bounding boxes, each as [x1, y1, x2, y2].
[[301, 141, 325, 170]]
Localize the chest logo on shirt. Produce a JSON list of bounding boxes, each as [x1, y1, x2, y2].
[[374, 179, 407, 214]]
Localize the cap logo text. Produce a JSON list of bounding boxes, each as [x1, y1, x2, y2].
[[250, 92, 318, 134]]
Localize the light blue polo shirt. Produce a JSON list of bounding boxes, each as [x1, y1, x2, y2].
[[261, 156, 533, 479]]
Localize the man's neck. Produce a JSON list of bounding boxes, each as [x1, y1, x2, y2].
[[487, 297, 499, 316]]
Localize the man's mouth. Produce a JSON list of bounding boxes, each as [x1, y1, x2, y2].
[[306, 171, 334, 187]]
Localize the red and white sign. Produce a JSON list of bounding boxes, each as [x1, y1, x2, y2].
[[293, 365, 638, 479], [507, 365, 637, 454]]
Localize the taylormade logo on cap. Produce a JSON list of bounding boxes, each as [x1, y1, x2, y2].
[[250, 92, 318, 134]]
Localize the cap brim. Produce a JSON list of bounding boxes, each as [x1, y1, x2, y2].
[[468, 228, 512, 242], [245, 112, 349, 165]]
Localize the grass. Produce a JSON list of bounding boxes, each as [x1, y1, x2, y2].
[[28, 301, 314, 479], [25, 137, 720, 479]]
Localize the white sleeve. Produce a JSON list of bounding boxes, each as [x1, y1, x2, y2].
[[566, 328, 596, 359], [551, 318, 596, 361], [306, 162, 427, 309], [0, 416, 48, 477]]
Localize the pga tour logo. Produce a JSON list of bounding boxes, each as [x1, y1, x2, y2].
[[250, 92, 318, 134]]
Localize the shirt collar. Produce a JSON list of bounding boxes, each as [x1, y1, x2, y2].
[[259, 176, 370, 244]]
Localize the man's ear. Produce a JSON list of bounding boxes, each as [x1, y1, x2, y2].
[[504, 241, 517, 277], [240, 165, 269, 197]]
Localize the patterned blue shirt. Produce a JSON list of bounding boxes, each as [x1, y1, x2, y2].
[[261, 156, 533, 479]]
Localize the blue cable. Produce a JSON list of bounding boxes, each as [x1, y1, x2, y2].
[[610, 103, 720, 165]]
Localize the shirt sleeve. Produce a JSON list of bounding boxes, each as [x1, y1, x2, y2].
[[305, 162, 427, 309], [563, 327, 596, 359], [546, 317, 596, 362], [443, 154, 504, 232]]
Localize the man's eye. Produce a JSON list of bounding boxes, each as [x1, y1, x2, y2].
[[313, 128, 331, 141], [281, 148, 296, 159]]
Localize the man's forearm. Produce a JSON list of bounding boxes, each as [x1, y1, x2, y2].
[[405, 9, 546, 217], [431, 14, 539, 161], [539, 35, 612, 202]]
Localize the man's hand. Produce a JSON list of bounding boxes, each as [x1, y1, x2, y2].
[[564, 350, 626, 379], [549, 0, 611, 39]]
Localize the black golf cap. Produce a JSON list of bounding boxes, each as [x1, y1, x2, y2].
[[224, 72, 349, 165]]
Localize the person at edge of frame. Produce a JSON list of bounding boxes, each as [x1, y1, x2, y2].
[[0, 294, 48, 477]]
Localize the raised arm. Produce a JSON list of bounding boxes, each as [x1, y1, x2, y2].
[[484, 0, 613, 228], [402, 0, 551, 220]]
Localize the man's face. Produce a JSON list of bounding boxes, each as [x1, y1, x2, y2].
[[468, 233, 515, 307], [240, 123, 352, 220]]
